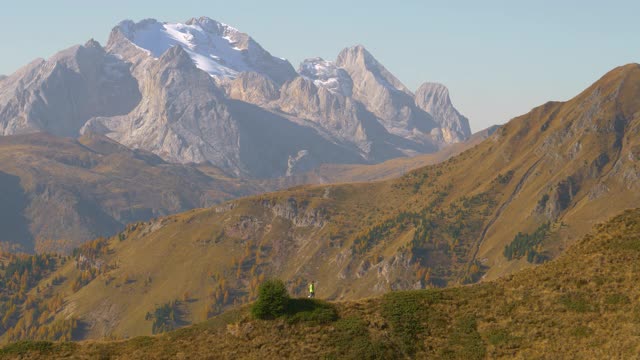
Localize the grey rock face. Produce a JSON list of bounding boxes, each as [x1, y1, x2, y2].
[[335, 45, 438, 146], [227, 72, 279, 106], [225, 98, 366, 178], [82, 45, 244, 174], [279, 77, 369, 147], [415, 82, 471, 143], [278, 76, 416, 160], [84, 46, 367, 178], [0, 40, 140, 137]]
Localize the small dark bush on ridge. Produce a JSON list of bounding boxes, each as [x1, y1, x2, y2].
[[251, 279, 338, 324], [251, 279, 290, 319]]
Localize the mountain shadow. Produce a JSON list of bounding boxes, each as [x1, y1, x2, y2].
[[228, 99, 367, 178], [0, 171, 33, 252]]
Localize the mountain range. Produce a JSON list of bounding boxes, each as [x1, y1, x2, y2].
[[0, 16, 471, 179]]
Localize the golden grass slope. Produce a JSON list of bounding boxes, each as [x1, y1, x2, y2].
[[4, 207, 640, 359]]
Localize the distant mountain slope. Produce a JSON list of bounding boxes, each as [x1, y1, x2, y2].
[[5, 207, 640, 358], [3, 64, 638, 341], [0, 40, 140, 137], [0, 133, 270, 253]]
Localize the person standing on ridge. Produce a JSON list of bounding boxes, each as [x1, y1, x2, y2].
[[308, 281, 315, 298]]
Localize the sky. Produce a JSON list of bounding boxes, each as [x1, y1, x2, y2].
[[1, 0, 638, 132]]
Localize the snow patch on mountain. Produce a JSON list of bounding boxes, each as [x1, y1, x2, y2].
[[114, 17, 296, 83], [299, 58, 353, 96]]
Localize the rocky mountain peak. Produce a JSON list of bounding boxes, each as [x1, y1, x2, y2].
[[158, 44, 195, 68], [336, 45, 411, 96], [84, 38, 103, 50], [417, 82, 450, 103], [333, 45, 437, 142], [415, 82, 471, 143], [184, 16, 236, 37]]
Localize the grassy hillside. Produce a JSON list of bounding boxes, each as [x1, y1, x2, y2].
[[3, 207, 640, 359], [1, 63, 639, 342]]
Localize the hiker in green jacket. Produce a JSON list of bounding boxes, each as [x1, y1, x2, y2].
[[308, 281, 316, 298]]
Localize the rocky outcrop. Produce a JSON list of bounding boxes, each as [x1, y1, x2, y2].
[[279, 77, 371, 151], [261, 198, 326, 227], [415, 82, 471, 143]]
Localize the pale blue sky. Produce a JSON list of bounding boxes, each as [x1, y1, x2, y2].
[[2, 0, 638, 131]]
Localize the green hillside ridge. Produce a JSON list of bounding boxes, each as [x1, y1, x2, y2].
[[3, 207, 640, 359]]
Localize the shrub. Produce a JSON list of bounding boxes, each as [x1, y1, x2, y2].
[[251, 279, 290, 319]]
